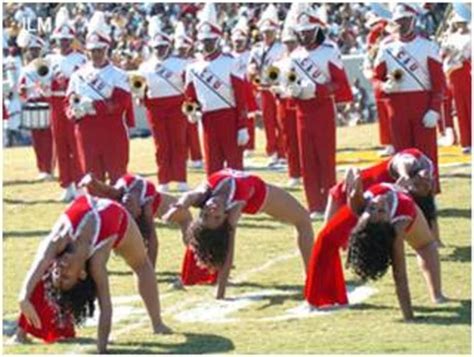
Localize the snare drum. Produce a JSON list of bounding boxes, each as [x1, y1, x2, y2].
[[20, 102, 51, 129]]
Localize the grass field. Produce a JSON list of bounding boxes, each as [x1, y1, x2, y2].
[[2, 123, 471, 354]]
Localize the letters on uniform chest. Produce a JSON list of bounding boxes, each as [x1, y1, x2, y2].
[[194, 67, 225, 91], [154, 63, 173, 79], [392, 47, 419, 72], [81, 71, 113, 98]]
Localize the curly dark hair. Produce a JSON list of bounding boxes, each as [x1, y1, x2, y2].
[[411, 193, 436, 228], [347, 220, 396, 282], [186, 219, 232, 270], [54, 260, 97, 326]]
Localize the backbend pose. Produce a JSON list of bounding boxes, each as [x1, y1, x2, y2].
[[15, 194, 171, 353], [305, 171, 446, 320], [325, 148, 442, 246], [163, 168, 314, 299], [80, 173, 193, 268]]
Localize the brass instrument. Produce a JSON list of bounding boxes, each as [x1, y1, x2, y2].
[[32, 58, 50, 78], [266, 65, 280, 84], [128, 72, 147, 97], [287, 70, 298, 84], [391, 68, 404, 82], [252, 75, 262, 86], [181, 100, 200, 116], [69, 93, 82, 106]]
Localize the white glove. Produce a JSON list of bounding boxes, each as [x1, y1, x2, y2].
[[299, 80, 317, 100], [381, 78, 399, 94], [286, 83, 302, 98], [187, 111, 202, 124], [81, 96, 96, 115], [270, 85, 284, 96], [237, 128, 250, 146], [422, 109, 440, 128]]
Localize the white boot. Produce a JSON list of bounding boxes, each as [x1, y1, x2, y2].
[[176, 182, 189, 192], [37, 172, 53, 181], [158, 184, 169, 192], [378, 145, 395, 157], [310, 211, 324, 220], [59, 184, 76, 202], [267, 153, 279, 167], [287, 177, 301, 188], [438, 127, 455, 147], [244, 150, 254, 158], [189, 160, 203, 169]]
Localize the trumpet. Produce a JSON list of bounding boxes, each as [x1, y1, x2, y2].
[[128, 72, 147, 97], [69, 93, 82, 106], [287, 70, 298, 84], [31, 58, 51, 79], [391, 68, 404, 82], [181, 100, 200, 116], [266, 65, 280, 84]]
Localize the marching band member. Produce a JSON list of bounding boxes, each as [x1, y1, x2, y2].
[[184, 4, 249, 176], [271, 4, 302, 187], [4, 45, 23, 147], [17, 29, 55, 181], [174, 21, 204, 169], [138, 17, 189, 192], [373, 3, 446, 191], [363, 8, 394, 157], [441, 4, 471, 154], [288, 5, 353, 218], [46, 7, 86, 201], [248, 4, 286, 166], [231, 15, 259, 158], [66, 11, 135, 185]]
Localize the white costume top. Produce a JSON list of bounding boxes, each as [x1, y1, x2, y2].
[[46, 51, 87, 97]]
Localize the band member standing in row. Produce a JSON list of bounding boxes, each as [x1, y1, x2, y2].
[[184, 3, 249, 176], [174, 21, 204, 169], [230, 16, 258, 158], [271, 4, 302, 188], [288, 5, 353, 219], [248, 4, 286, 167], [46, 7, 86, 202], [17, 29, 55, 181], [139, 17, 189, 193], [441, 5, 471, 154], [66, 11, 135, 185], [373, 3, 446, 191]]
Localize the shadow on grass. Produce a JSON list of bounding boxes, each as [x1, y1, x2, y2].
[[237, 222, 278, 230], [3, 230, 50, 238], [337, 146, 381, 153], [411, 299, 471, 326], [3, 179, 42, 187], [439, 172, 471, 179], [4, 198, 61, 205], [437, 208, 471, 219], [107, 332, 234, 354], [441, 246, 471, 263]]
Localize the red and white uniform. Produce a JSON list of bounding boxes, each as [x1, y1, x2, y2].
[[185, 51, 247, 176], [115, 173, 162, 216], [181, 169, 268, 286], [19, 62, 55, 175], [46, 50, 86, 188], [373, 33, 446, 187], [329, 148, 434, 207], [206, 169, 268, 214], [364, 20, 391, 146], [66, 62, 135, 183], [233, 49, 258, 151], [290, 40, 353, 212], [273, 53, 301, 180], [305, 183, 418, 308], [139, 55, 188, 185], [249, 41, 286, 158], [442, 30, 471, 148], [56, 195, 129, 255]]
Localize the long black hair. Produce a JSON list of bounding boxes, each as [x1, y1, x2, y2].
[[347, 220, 397, 282], [186, 219, 233, 270], [411, 193, 436, 228], [54, 260, 97, 326]]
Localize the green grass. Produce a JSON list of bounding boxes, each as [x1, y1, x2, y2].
[[3, 123, 471, 354]]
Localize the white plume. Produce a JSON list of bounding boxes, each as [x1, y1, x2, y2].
[[16, 29, 31, 48], [55, 6, 70, 28]]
